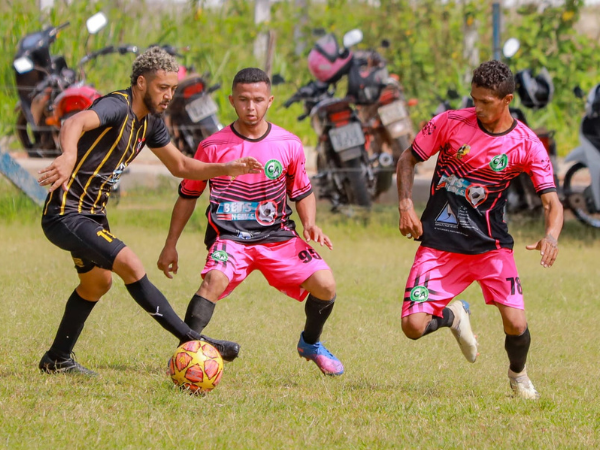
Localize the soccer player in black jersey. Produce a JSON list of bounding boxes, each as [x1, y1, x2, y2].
[[37, 47, 262, 375], [397, 61, 563, 399]]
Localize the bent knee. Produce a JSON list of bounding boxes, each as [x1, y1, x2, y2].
[[199, 270, 229, 299], [78, 277, 112, 301], [401, 317, 426, 340]]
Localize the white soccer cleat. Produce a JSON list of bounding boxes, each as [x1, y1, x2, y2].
[[508, 367, 540, 400], [448, 300, 478, 363]]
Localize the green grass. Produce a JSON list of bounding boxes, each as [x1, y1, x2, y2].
[[1, 190, 600, 449]]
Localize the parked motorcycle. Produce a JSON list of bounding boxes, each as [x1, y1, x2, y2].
[[159, 45, 223, 156], [562, 84, 600, 228], [284, 79, 374, 210], [12, 12, 108, 157], [307, 30, 416, 198]]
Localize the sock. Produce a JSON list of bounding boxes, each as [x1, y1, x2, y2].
[[180, 295, 216, 346], [505, 327, 531, 373], [125, 275, 200, 342], [48, 290, 97, 360], [421, 308, 454, 337], [303, 294, 335, 345]]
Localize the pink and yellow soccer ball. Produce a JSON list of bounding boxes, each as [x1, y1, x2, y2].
[[167, 340, 224, 394]]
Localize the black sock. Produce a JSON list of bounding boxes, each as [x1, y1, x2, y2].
[[180, 295, 216, 346], [421, 308, 455, 337], [303, 294, 335, 345], [505, 327, 531, 373], [48, 290, 97, 360], [125, 275, 200, 342]]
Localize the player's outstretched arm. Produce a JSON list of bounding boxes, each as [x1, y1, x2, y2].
[[150, 142, 263, 180], [296, 192, 333, 250], [158, 196, 198, 279], [38, 110, 101, 192], [397, 148, 423, 239], [526, 191, 563, 268]]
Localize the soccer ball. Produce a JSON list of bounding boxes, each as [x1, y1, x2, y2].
[[167, 340, 224, 394]]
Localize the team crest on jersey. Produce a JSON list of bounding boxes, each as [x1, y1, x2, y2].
[[489, 154, 508, 171], [136, 138, 145, 153], [265, 159, 283, 180], [456, 144, 470, 159], [410, 285, 429, 302], [211, 250, 228, 263]]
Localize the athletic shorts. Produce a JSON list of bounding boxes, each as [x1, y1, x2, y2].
[[402, 246, 524, 318], [201, 237, 331, 301], [42, 214, 126, 274]]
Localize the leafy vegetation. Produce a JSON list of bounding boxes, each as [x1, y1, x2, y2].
[[0, 0, 599, 154]]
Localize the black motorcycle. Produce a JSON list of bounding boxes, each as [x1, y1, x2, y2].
[[13, 21, 74, 157], [284, 80, 374, 210], [159, 45, 223, 157]]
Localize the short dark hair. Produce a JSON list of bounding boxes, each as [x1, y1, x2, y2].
[[471, 60, 515, 98], [232, 68, 271, 91]]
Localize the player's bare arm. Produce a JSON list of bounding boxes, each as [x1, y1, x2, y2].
[[157, 196, 198, 278], [526, 191, 563, 268], [150, 142, 263, 180], [296, 192, 333, 250], [38, 110, 101, 192], [397, 148, 423, 239]]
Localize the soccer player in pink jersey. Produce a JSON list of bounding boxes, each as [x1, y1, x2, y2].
[[157, 68, 343, 376], [396, 60, 563, 399]]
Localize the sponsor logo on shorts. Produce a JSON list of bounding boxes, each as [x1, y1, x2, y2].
[[436, 174, 488, 208], [265, 159, 283, 180], [410, 285, 429, 302], [456, 144, 470, 159], [489, 154, 508, 171], [211, 250, 228, 263], [72, 257, 85, 268]]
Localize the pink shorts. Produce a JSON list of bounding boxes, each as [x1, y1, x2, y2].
[[201, 237, 331, 301], [402, 246, 524, 318]]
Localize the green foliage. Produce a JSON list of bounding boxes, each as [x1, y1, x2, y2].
[[1, 0, 599, 154]]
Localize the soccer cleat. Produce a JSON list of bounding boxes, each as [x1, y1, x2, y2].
[[297, 332, 344, 376], [448, 300, 478, 363], [508, 367, 540, 400], [199, 334, 240, 362], [38, 352, 97, 376]]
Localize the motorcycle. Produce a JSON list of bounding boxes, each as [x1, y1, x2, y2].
[[12, 12, 108, 158], [307, 30, 416, 199], [562, 84, 600, 228], [159, 45, 223, 157], [284, 79, 375, 210]]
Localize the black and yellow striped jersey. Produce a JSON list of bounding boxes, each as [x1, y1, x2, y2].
[[43, 88, 171, 216]]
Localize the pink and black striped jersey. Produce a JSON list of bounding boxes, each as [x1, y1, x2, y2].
[[412, 108, 556, 254], [179, 123, 312, 249]]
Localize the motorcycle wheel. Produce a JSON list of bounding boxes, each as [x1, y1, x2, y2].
[[563, 162, 600, 228], [342, 158, 372, 208]]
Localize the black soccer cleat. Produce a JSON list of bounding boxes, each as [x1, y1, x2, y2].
[[199, 334, 240, 362], [39, 352, 98, 376]]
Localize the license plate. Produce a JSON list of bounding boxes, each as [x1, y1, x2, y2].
[[329, 122, 365, 152], [185, 95, 218, 123], [378, 100, 407, 126]]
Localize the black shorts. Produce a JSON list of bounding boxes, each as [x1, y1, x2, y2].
[[42, 214, 126, 273]]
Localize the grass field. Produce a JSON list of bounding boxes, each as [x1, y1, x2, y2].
[[1, 180, 600, 449]]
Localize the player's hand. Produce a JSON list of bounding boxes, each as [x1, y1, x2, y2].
[[304, 225, 333, 250], [157, 245, 179, 279], [526, 234, 558, 268], [398, 200, 423, 240], [38, 153, 77, 192], [225, 157, 263, 178]]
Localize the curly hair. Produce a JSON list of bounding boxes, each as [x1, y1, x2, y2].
[[130, 47, 178, 86], [232, 68, 271, 91], [471, 60, 515, 98]]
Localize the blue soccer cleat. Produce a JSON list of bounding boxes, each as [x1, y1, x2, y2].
[[297, 332, 344, 376]]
